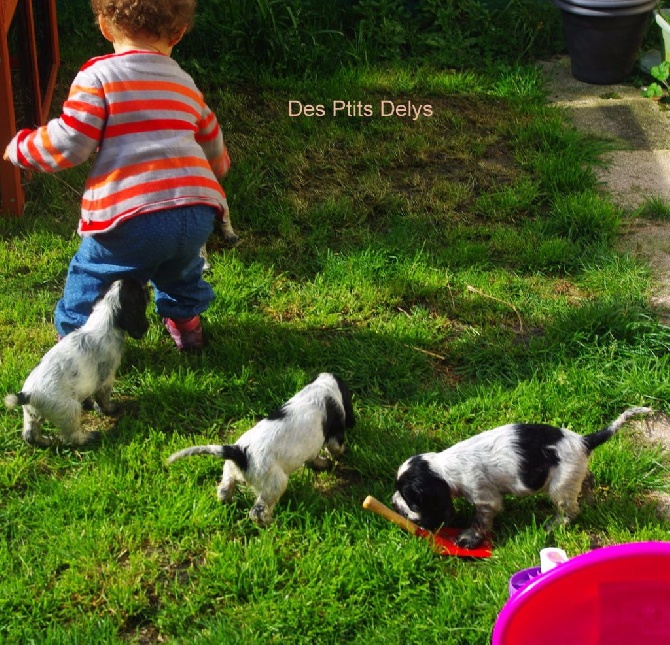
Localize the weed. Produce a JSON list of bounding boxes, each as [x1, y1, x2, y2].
[[642, 60, 670, 100], [637, 196, 670, 220]]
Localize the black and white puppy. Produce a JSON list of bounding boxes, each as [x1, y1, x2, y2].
[[167, 373, 354, 526], [392, 406, 652, 548], [4, 278, 149, 447]]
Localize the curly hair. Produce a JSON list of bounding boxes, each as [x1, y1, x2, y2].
[[90, 0, 196, 40]]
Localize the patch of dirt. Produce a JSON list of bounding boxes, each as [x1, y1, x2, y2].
[[312, 464, 365, 497], [618, 220, 670, 516], [618, 221, 670, 523], [637, 412, 670, 450], [631, 391, 670, 523], [618, 219, 670, 324], [285, 93, 523, 209]]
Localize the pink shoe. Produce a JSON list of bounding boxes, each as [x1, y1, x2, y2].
[[163, 315, 203, 351]]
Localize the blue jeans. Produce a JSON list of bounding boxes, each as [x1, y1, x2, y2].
[[55, 205, 216, 336]]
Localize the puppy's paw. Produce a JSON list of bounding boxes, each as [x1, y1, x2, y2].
[[93, 401, 120, 417], [200, 246, 211, 272], [326, 440, 345, 460], [543, 514, 570, 532], [249, 503, 272, 527], [580, 471, 596, 505], [81, 430, 102, 446], [217, 483, 235, 503], [221, 231, 239, 247], [219, 221, 239, 247], [22, 430, 54, 447], [308, 455, 334, 472], [455, 528, 485, 550], [65, 430, 101, 448]]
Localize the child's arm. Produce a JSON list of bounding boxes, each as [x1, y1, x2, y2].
[[4, 70, 104, 172], [196, 104, 230, 179], [196, 102, 231, 225]]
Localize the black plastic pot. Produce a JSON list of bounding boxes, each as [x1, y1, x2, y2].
[[552, 0, 656, 84]]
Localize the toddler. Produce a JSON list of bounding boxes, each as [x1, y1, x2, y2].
[[3, 0, 236, 350]]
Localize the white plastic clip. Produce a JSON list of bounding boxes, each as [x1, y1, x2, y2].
[[540, 548, 569, 573]]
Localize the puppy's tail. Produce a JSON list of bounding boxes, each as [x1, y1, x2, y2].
[[166, 444, 248, 471], [583, 406, 652, 453], [4, 392, 29, 409]]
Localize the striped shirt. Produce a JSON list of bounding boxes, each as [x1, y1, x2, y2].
[[6, 51, 230, 236]]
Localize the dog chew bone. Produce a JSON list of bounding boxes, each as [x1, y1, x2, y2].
[[363, 495, 424, 534], [362, 495, 493, 558]]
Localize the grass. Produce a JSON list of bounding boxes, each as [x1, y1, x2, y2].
[[637, 196, 670, 220], [2, 49, 670, 645]]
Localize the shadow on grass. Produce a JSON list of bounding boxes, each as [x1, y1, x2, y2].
[[487, 492, 667, 552]]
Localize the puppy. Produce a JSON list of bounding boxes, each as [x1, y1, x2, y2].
[[392, 406, 652, 548], [201, 219, 239, 272], [167, 373, 355, 526], [4, 278, 149, 447]]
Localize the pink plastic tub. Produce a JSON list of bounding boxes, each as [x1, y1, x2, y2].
[[493, 542, 670, 645]]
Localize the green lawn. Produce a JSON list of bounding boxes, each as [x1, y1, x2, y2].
[[1, 59, 669, 643]]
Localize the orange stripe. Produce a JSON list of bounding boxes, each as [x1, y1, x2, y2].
[[66, 100, 106, 121], [25, 133, 51, 172], [108, 98, 200, 119], [82, 176, 223, 212], [70, 84, 104, 99], [39, 128, 73, 169], [103, 80, 203, 105], [87, 156, 211, 190]]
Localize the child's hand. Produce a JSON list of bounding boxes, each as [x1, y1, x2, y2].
[[3, 146, 9, 161], [218, 144, 231, 178]]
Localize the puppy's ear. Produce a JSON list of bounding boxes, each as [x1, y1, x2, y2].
[[396, 457, 454, 531], [323, 396, 346, 449], [426, 482, 455, 530], [333, 375, 355, 428], [117, 279, 150, 339]]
